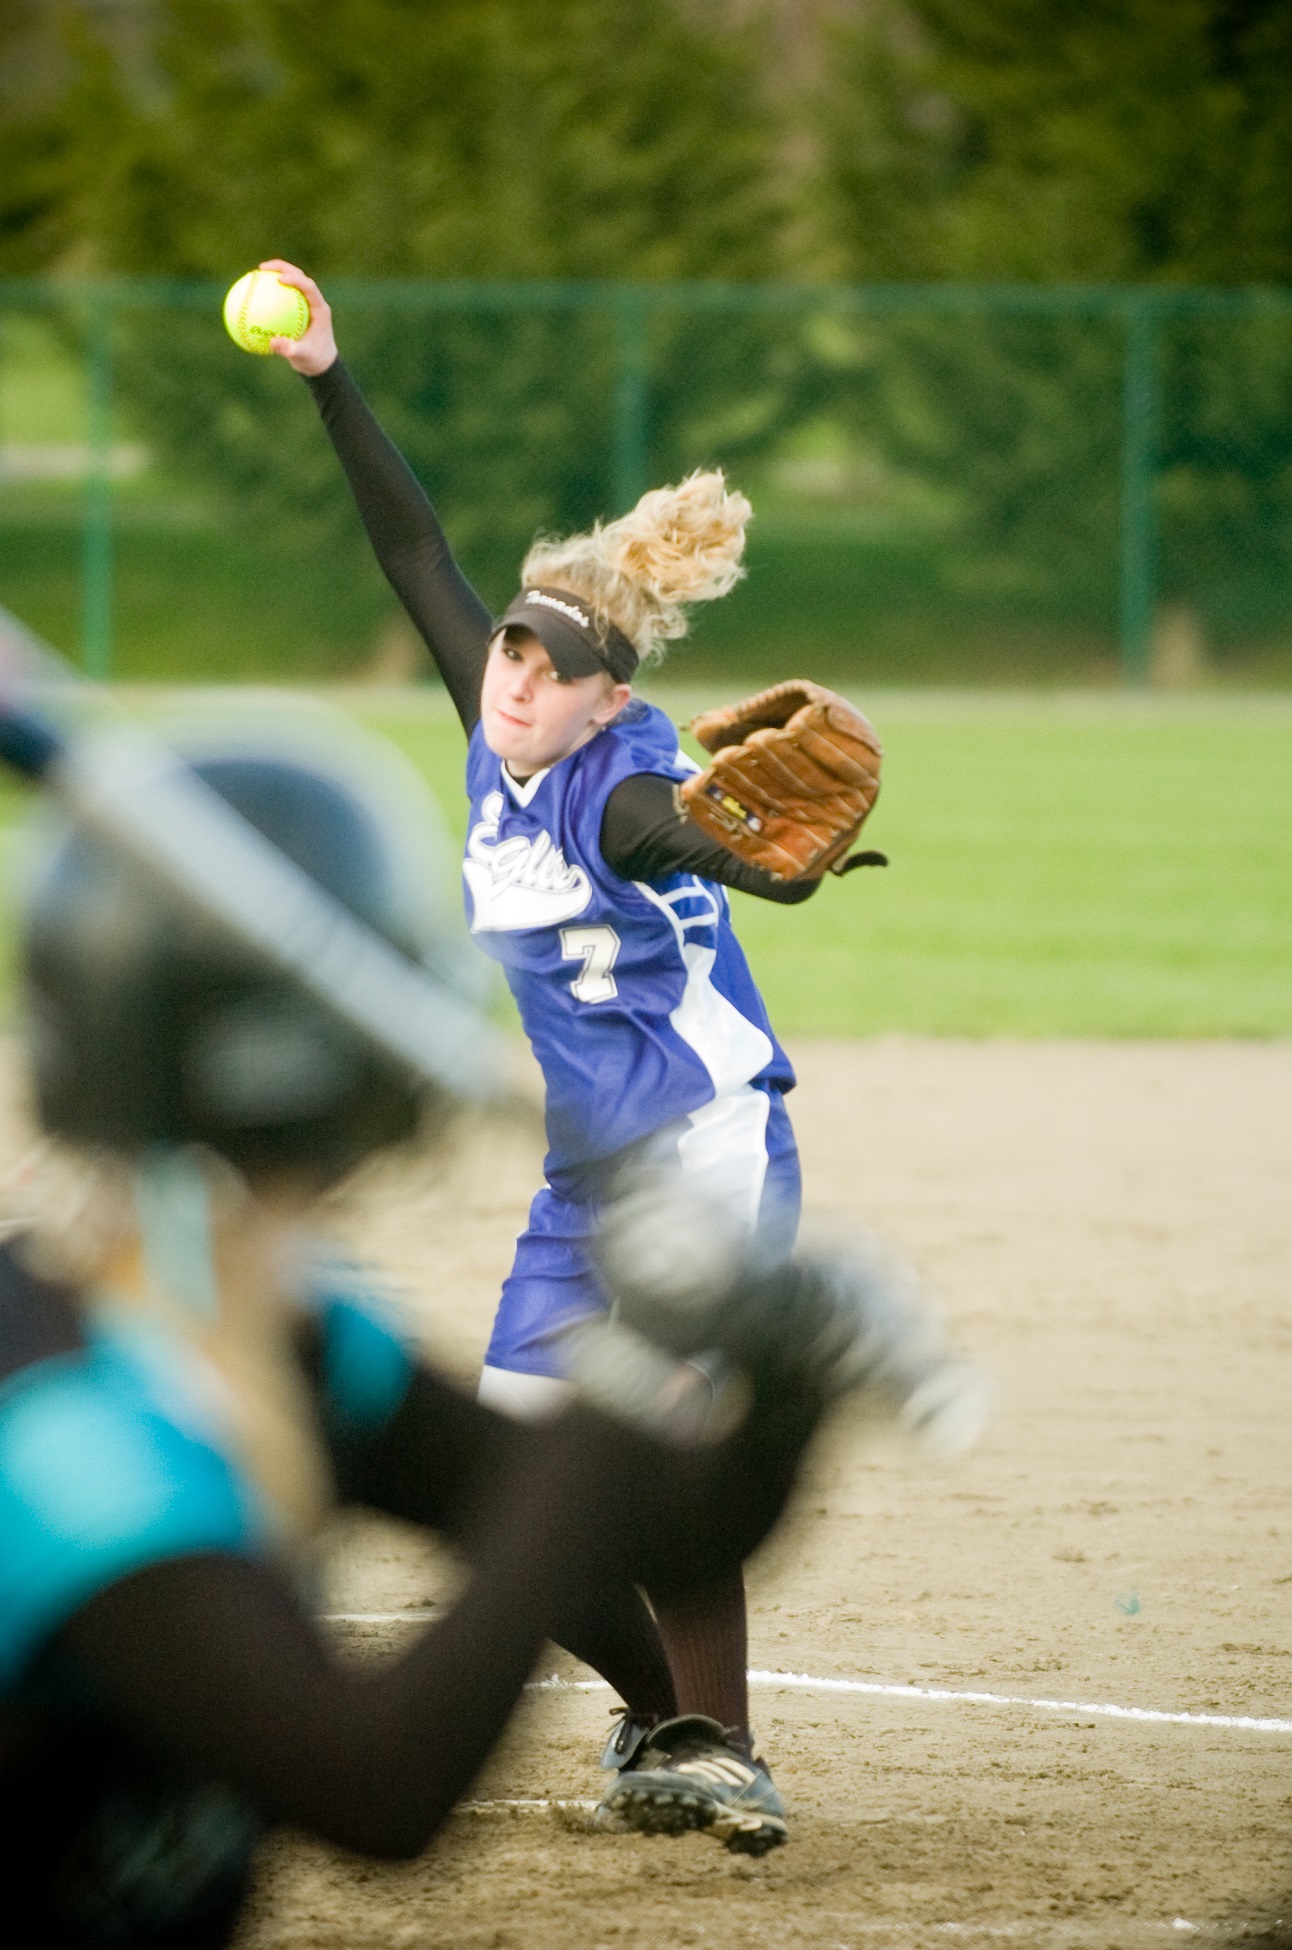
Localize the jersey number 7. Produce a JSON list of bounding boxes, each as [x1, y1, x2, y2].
[[560, 925, 621, 1003]]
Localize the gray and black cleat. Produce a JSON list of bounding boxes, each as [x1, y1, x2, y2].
[[595, 1713, 788, 1856]]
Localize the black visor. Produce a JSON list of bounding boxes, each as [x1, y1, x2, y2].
[[496, 586, 638, 684]]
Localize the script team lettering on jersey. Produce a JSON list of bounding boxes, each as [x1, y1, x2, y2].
[[464, 790, 592, 931]]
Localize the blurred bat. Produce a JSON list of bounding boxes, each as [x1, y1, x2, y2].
[[0, 604, 506, 1105]]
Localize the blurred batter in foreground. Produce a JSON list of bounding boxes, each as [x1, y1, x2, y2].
[[0, 735, 833, 1946]]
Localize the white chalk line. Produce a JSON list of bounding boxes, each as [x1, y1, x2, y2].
[[530, 1668, 1292, 1736], [463, 1796, 596, 1814], [322, 1610, 438, 1623], [763, 1670, 1292, 1735], [320, 1616, 1292, 1735]]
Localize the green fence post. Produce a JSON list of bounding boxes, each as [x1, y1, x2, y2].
[[613, 289, 649, 514], [82, 301, 114, 680], [1119, 296, 1157, 685]]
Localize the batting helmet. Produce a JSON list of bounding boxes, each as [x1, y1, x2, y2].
[[22, 741, 461, 1177]]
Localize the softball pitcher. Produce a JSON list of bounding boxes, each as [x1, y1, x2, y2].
[[265, 260, 883, 1853]]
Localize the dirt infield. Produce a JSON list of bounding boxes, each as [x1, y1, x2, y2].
[[67, 1034, 1288, 1947]]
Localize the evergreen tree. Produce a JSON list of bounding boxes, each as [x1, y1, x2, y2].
[[1, 0, 781, 280], [0, 1, 796, 615], [819, 0, 1292, 284], [812, 2, 1292, 645]]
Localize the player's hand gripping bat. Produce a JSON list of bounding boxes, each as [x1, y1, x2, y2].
[[569, 1173, 989, 1458]]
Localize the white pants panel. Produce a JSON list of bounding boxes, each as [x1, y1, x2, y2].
[[675, 1082, 772, 1233], [478, 1363, 575, 1422]]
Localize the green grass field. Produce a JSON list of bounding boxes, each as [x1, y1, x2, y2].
[[351, 685, 1292, 1038], [0, 685, 1286, 1037]]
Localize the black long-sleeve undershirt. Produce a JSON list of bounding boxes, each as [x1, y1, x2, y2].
[[308, 360, 493, 733], [306, 359, 818, 905]]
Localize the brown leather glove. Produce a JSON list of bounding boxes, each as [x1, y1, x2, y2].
[[677, 680, 884, 882]]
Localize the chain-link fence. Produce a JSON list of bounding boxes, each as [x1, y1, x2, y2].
[[2, 279, 1291, 685]]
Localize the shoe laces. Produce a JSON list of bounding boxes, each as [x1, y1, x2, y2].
[[720, 1724, 760, 1767], [606, 1704, 659, 1758]]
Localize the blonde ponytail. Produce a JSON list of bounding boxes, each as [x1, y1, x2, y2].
[[520, 470, 751, 666]]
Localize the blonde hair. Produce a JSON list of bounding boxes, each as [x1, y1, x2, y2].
[[521, 470, 751, 667], [15, 1143, 334, 1545]]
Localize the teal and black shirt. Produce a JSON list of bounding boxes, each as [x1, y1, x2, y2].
[[0, 1241, 603, 1946]]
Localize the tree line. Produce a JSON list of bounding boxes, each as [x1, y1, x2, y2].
[[4, 0, 1292, 659], [5, 0, 1291, 285]]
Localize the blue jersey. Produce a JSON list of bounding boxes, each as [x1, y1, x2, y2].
[[463, 701, 794, 1186]]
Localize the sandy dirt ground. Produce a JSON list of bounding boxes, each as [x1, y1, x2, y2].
[[27, 1035, 1279, 1948]]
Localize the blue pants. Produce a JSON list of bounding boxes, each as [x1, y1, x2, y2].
[[483, 1083, 800, 1381]]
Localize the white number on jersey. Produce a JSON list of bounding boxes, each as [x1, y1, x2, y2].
[[561, 924, 621, 1003]]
